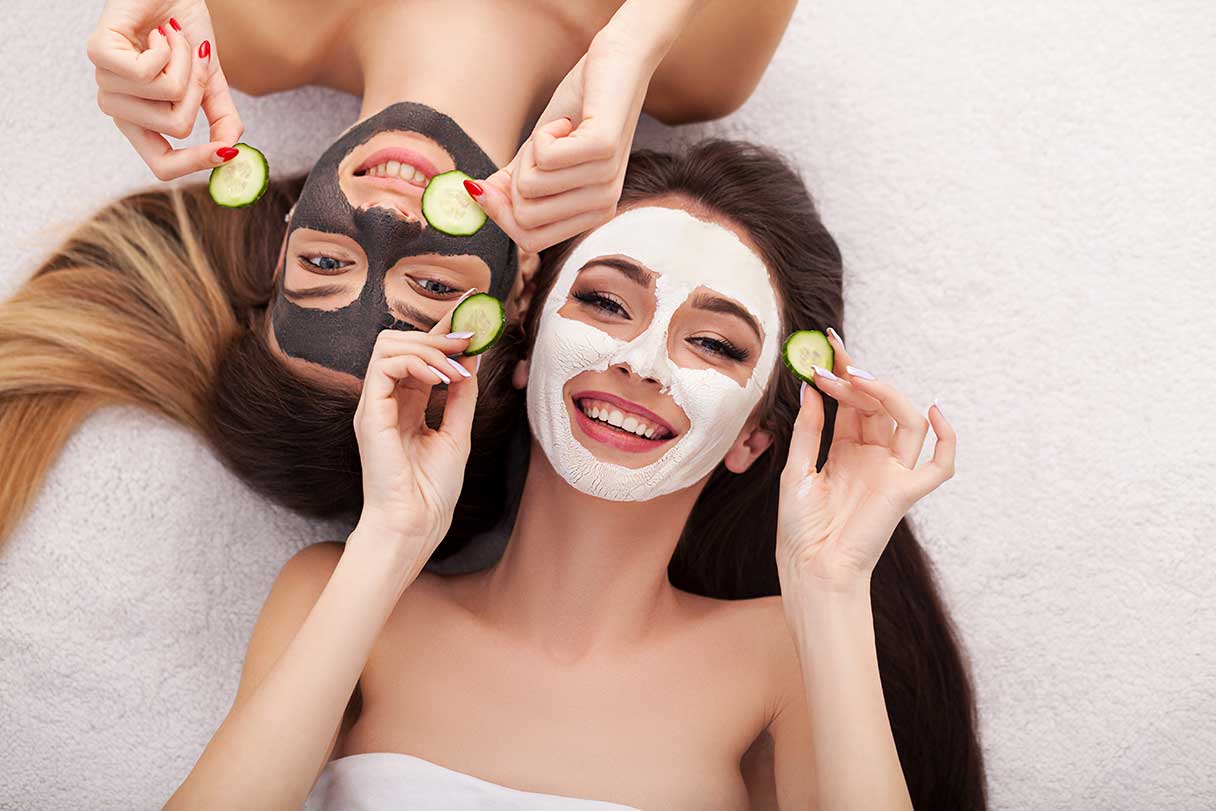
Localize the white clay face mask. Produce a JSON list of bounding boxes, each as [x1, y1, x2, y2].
[[526, 206, 781, 501]]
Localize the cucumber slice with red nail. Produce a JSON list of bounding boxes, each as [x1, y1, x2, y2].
[[422, 170, 487, 236], [208, 143, 269, 208], [450, 293, 505, 355], [782, 330, 834, 384]]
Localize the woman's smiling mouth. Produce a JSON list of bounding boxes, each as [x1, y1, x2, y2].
[[570, 390, 679, 454]]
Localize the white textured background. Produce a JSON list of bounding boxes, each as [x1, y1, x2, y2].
[[2, 1, 1214, 809]]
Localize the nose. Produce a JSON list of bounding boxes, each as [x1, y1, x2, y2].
[[612, 362, 662, 386]]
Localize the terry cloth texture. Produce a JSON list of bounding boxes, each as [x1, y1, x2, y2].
[[1, 1, 1213, 809]]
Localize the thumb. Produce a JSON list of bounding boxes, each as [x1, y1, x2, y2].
[[469, 166, 524, 244]]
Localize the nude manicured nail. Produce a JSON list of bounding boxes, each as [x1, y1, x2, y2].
[[799, 381, 807, 404], [427, 365, 451, 385], [811, 365, 838, 382], [446, 357, 472, 378], [846, 365, 875, 380], [933, 398, 947, 419], [446, 331, 475, 339], [476, 355, 482, 373]]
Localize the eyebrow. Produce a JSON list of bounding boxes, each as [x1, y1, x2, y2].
[[582, 257, 656, 289], [388, 297, 438, 331], [283, 284, 350, 301], [689, 290, 764, 344]]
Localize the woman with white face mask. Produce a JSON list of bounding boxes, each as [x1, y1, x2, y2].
[[166, 142, 986, 810]]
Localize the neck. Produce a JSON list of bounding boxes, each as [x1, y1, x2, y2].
[[347, 4, 588, 166], [473, 440, 705, 662]]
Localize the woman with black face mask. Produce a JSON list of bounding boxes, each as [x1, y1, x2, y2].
[[0, 0, 797, 550]]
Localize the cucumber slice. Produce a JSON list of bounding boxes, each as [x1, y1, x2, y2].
[[422, 170, 487, 236], [208, 143, 269, 208], [781, 330, 834, 384], [451, 293, 505, 355]]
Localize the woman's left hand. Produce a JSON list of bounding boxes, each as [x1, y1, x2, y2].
[[776, 332, 957, 592], [467, 30, 656, 253]]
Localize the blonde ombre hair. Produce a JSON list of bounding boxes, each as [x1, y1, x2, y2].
[[0, 175, 521, 547]]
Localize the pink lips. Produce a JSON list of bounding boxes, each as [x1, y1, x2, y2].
[[570, 390, 680, 455]]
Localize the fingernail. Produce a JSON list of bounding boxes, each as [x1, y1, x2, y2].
[[846, 365, 875, 380], [476, 355, 482, 373], [169, 17, 181, 31], [811, 365, 839, 382], [216, 146, 239, 162], [157, 24, 166, 36], [427, 365, 451, 385], [446, 331, 475, 339], [826, 326, 843, 347], [799, 381, 807, 404], [446, 357, 472, 378], [198, 40, 211, 60], [463, 179, 484, 198], [933, 398, 947, 419]]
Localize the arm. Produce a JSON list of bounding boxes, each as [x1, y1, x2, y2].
[[166, 302, 482, 809], [771, 332, 957, 809]]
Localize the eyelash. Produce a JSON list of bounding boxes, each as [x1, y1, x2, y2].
[[573, 289, 629, 318], [689, 336, 749, 362], [413, 278, 460, 297]]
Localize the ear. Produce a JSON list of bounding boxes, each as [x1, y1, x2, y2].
[[723, 423, 775, 474], [506, 245, 542, 323], [511, 358, 530, 390]]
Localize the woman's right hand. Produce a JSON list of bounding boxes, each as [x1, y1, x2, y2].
[[349, 301, 480, 563], [88, 0, 243, 180]]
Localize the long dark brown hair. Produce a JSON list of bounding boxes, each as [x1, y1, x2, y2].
[[0, 140, 985, 807], [495, 141, 989, 808]]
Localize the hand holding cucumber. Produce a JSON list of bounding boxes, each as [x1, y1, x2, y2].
[[89, 0, 244, 181], [465, 29, 654, 253], [349, 293, 486, 559], [776, 330, 957, 592]]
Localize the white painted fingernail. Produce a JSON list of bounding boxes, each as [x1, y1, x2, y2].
[[447, 357, 472, 378], [446, 331, 475, 339], [826, 326, 843, 346], [811, 365, 838, 382], [933, 398, 947, 419], [799, 380, 807, 404], [476, 354, 482, 373], [846, 365, 875, 380], [427, 364, 451, 385]]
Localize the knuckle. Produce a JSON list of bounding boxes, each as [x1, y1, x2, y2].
[[166, 114, 194, 139], [151, 163, 175, 182]]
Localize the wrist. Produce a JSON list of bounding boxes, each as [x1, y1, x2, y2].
[[346, 518, 434, 583], [600, 0, 704, 68]]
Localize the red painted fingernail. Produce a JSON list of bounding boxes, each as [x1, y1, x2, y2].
[[216, 147, 239, 161], [463, 179, 483, 198], [169, 17, 181, 31], [198, 40, 210, 59], [157, 25, 166, 36]]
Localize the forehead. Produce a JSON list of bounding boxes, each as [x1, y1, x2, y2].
[[562, 205, 779, 326]]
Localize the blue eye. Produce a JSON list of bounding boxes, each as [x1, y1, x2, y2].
[[414, 278, 459, 296], [573, 290, 629, 318], [301, 255, 351, 273], [687, 336, 748, 362]]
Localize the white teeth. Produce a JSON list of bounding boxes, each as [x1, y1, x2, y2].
[[413, 166, 427, 183], [607, 410, 625, 428], [644, 427, 655, 438], [386, 160, 402, 177], [622, 416, 638, 433], [578, 400, 665, 439]]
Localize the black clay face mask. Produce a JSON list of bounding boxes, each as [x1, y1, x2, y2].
[[270, 102, 517, 377]]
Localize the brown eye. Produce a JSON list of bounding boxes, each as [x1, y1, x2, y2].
[[572, 290, 630, 318]]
